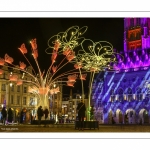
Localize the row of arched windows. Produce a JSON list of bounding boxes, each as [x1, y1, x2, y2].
[[110, 87, 142, 95], [110, 87, 148, 102]]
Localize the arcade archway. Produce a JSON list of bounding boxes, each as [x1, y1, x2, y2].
[[108, 110, 113, 124], [125, 109, 136, 124], [139, 108, 149, 124], [116, 109, 123, 124]]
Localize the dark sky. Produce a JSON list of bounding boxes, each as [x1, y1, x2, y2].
[[0, 18, 124, 95]]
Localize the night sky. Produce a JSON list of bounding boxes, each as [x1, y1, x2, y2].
[[0, 18, 124, 96]]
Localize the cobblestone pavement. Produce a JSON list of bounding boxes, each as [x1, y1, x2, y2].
[[0, 124, 150, 132]]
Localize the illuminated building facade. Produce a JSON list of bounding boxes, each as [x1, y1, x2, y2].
[[0, 65, 62, 122], [93, 18, 150, 124], [61, 90, 88, 122]]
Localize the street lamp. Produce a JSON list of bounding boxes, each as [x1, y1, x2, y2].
[[53, 83, 56, 88], [10, 82, 12, 87]]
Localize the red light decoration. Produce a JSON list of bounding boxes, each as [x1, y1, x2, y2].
[[66, 51, 75, 61], [0, 58, 5, 66], [53, 87, 60, 93], [128, 40, 141, 50], [67, 81, 75, 87], [16, 80, 23, 86], [51, 50, 57, 63], [30, 39, 38, 59], [52, 65, 57, 73], [18, 43, 27, 54], [41, 70, 45, 77], [63, 47, 71, 56], [68, 74, 78, 82], [9, 74, 18, 81], [5, 54, 14, 64], [39, 87, 49, 95], [74, 63, 82, 69], [49, 89, 54, 95], [19, 61, 26, 70], [80, 74, 87, 80], [0, 69, 3, 75], [127, 28, 141, 50], [32, 49, 38, 59], [90, 67, 98, 72], [30, 38, 37, 50], [54, 40, 60, 51]]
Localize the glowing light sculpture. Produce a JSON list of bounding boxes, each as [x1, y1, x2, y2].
[[5, 54, 14, 64], [45, 25, 88, 93], [0, 26, 88, 114], [75, 39, 124, 120]]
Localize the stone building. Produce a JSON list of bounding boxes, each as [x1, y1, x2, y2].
[[0, 65, 62, 122], [93, 18, 150, 124]]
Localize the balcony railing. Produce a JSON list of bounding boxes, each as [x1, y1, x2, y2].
[[110, 93, 146, 102]]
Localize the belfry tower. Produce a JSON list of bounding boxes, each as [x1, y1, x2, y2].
[[124, 18, 150, 52]]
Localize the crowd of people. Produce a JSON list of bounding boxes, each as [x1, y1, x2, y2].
[[1, 107, 14, 125], [0, 107, 33, 125], [1, 100, 86, 131], [0, 106, 56, 126], [37, 106, 49, 126]]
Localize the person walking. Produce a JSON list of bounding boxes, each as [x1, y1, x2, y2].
[[17, 112, 20, 124], [37, 106, 43, 126], [43, 107, 49, 127], [77, 99, 86, 131], [8, 108, 13, 123], [1, 107, 7, 125], [30, 111, 33, 124], [20, 109, 24, 124]]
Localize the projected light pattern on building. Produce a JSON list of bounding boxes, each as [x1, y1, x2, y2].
[[93, 18, 150, 124]]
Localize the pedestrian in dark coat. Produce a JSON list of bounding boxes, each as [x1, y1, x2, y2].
[[17, 112, 20, 124], [37, 106, 43, 125], [8, 108, 13, 123], [1, 107, 7, 125], [77, 100, 86, 131], [43, 107, 49, 127], [20, 110, 24, 124]]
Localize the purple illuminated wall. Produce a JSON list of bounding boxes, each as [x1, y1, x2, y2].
[[92, 18, 150, 124], [113, 49, 150, 71], [115, 18, 150, 71]]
